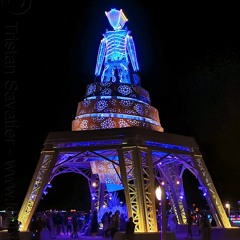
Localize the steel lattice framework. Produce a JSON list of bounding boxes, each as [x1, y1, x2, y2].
[[18, 128, 231, 232]]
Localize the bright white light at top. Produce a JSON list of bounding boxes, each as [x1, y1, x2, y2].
[[105, 9, 128, 30], [155, 186, 162, 201]]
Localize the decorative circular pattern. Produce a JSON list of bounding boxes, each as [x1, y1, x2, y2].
[[85, 82, 150, 104], [72, 117, 163, 132], [75, 97, 160, 122], [72, 82, 164, 132]]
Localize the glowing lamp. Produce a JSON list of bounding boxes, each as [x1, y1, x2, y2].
[[155, 186, 161, 201]]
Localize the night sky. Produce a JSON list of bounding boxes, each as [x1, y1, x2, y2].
[[1, 1, 240, 212]]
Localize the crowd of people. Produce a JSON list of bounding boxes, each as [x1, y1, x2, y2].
[[185, 210, 212, 240], [29, 209, 134, 239], [165, 209, 212, 240], [30, 208, 212, 239], [1, 207, 213, 240]]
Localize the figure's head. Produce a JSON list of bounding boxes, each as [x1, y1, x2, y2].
[[105, 8, 128, 30]]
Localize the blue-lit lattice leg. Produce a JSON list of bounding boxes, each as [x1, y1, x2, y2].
[[99, 182, 108, 209], [152, 150, 232, 228], [90, 174, 101, 211], [154, 167, 176, 223], [118, 147, 158, 232], [89, 176, 108, 211], [159, 162, 187, 224], [18, 151, 56, 231], [193, 154, 231, 228], [152, 153, 189, 225]]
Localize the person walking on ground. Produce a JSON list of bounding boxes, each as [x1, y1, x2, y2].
[[101, 212, 110, 238], [66, 215, 72, 236], [200, 213, 211, 240], [71, 212, 79, 238], [110, 210, 120, 240], [90, 209, 99, 237], [29, 214, 43, 240], [186, 210, 193, 239], [123, 217, 135, 240], [8, 214, 21, 240], [168, 211, 178, 233], [119, 213, 126, 231]]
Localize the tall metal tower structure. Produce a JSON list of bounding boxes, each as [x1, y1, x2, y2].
[[18, 8, 231, 232]]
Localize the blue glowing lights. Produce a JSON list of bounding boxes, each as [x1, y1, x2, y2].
[[95, 9, 139, 84]]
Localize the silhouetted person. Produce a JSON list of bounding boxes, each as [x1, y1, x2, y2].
[[200, 213, 211, 240], [110, 210, 120, 239], [66, 215, 72, 236], [119, 213, 126, 231], [101, 212, 110, 238], [71, 212, 79, 238], [91, 210, 99, 236], [8, 213, 21, 240], [186, 210, 193, 239], [123, 217, 135, 240], [29, 214, 43, 240], [168, 211, 178, 233], [0, 214, 2, 229]]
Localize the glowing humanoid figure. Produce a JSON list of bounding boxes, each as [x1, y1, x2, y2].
[[95, 9, 140, 85]]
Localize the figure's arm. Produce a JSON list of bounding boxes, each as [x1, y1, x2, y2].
[[95, 38, 106, 76], [126, 34, 139, 72]]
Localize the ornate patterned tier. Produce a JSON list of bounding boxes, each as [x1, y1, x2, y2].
[[72, 82, 164, 132]]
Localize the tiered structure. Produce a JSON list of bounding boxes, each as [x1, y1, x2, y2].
[[18, 8, 231, 233], [72, 8, 163, 133]]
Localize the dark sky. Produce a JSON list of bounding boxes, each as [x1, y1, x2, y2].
[[1, 1, 240, 212]]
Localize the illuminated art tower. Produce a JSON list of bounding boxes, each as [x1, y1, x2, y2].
[[72, 8, 163, 132], [18, 8, 231, 233]]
